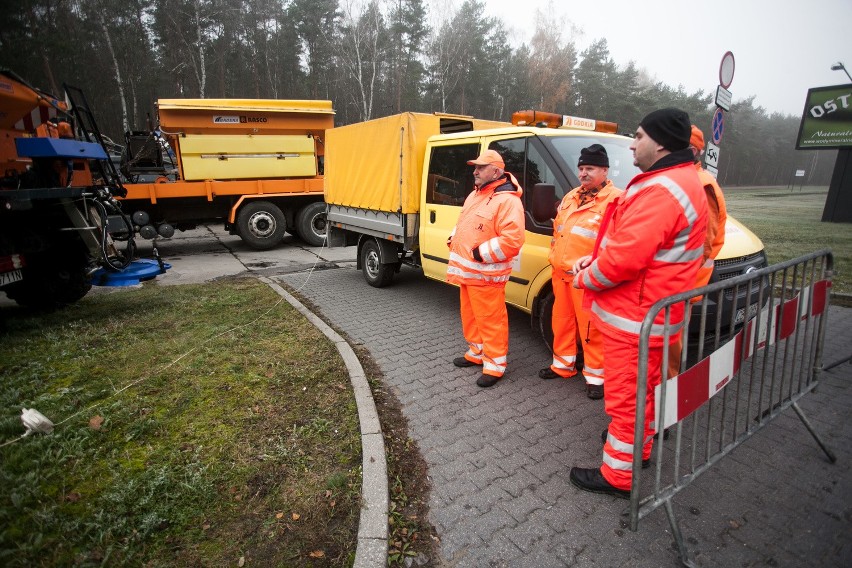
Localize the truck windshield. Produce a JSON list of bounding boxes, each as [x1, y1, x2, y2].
[[548, 136, 640, 189]]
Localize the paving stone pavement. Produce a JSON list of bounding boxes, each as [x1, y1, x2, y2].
[[277, 265, 851, 568]]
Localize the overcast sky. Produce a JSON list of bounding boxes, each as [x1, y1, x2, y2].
[[466, 0, 852, 117]]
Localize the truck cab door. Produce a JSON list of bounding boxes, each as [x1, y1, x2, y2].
[[419, 142, 481, 281], [486, 136, 572, 312]]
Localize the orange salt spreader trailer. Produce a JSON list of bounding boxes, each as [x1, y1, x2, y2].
[[119, 98, 335, 249]]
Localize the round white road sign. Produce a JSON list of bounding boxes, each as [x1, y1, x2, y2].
[[719, 51, 735, 88]]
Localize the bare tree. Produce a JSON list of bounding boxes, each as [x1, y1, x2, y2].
[[96, 11, 130, 132], [189, 0, 208, 97], [336, 0, 386, 121], [424, 2, 463, 112], [527, 9, 577, 113]]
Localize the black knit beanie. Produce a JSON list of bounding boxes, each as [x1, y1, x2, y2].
[[639, 108, 691, 152], [577, 144, 609, 167]]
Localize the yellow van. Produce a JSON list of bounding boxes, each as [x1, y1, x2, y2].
[[326, 110, 767, 346]]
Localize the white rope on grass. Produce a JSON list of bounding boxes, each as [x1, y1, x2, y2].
[[1, 294, 285, 448], [288, 234, 330, 294], [3, 225, 333, 448]]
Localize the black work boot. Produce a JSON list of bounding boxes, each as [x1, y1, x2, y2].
[[569, 467, 630, 499]]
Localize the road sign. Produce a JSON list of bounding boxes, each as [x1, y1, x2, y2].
[[711, 109, 724, 145], [715, 85, 732, 111], [719, 51, 735, 88], [705, 142, 721, 169]]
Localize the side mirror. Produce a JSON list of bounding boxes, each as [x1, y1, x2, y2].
[[531, 183, 558, 223]]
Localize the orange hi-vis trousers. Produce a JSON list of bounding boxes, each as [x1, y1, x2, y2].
[[600, 337, 663, 490], [550, 274, 604, 385], [459, 284, 509, 377]]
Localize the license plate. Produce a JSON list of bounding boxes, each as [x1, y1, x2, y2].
[[735, 302, 760, 324], [0, 269, 23, 287]]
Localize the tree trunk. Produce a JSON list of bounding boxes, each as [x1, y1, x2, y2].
[[193, 0, 206, 98], [41, 53, 59, 96], [99, 14, 129, 133]]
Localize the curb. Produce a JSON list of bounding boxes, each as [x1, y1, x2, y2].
[[831, 292, 852, 308], [259, 277, 388, 567]]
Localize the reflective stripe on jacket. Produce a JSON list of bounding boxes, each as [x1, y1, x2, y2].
[[576, 160, 708, 345], [447, 173, 525, 287], [549, 180, 623, 274]]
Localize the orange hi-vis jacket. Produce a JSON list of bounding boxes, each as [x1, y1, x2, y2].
[[694, 164, 727, 289], [447, 173, 525, 287], [549, 180, 623, 275], [575, 159, 708, 346]]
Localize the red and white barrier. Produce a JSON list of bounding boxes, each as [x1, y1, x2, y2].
[[654, 280, 831, 430]]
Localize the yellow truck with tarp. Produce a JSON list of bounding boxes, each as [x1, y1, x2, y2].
[[325, 110, 768, 346], [119, 98, 335, 249]]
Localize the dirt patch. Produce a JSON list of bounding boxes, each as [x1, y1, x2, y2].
[[291, 290, 440, 567], [354, 344, 439, 567]]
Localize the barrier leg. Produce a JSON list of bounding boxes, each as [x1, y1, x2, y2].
[[791, 402, 837, 463], [664, 499, 695, 568], [823, 353, 852, 372]]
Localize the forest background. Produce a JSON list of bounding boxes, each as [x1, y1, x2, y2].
[[0, 0, 838, 187]]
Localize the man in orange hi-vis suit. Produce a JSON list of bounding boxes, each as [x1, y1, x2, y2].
[[539, 144, 623, 400], [668, 125, 729, 377], [690, 125, 727, 290], [447, 149, 525, 388], [569, 108, 708, 498]]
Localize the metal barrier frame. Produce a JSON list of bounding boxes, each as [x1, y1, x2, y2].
[[630, 250, 836, 567]]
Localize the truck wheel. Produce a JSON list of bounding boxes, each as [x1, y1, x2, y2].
[[4, 253, 92, 309], [537, 290, 584, 371], [236, 201, 286, 250], [295, 202, 327, 247], [538, 291, 556, 351], [361, 239, 394, 287]]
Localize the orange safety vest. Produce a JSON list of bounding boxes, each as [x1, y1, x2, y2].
[[447, 173, 525, 287], [694, 165, 728, 289], [549, 180, 623, 275], [576, 160, 708, 346]]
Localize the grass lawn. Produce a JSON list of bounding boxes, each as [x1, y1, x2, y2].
[[0, 278, 361, 566], [725, 185, 851, 295]]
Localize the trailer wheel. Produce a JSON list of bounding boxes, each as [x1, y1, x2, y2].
[[236, 200, 286, 250], [295, 202, 327, 247], [361, 239, 394, 288]]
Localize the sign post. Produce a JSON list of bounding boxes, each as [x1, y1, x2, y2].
[[704, 52, 735, 178]]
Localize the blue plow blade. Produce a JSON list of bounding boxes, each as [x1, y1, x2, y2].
[[90, 259, 171, 287]]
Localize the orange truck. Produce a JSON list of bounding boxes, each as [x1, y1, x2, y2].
[[119, 99, 335, 249], [0, 69, 159, 309]]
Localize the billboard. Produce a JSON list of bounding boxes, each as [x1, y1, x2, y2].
[[796, 84, 852, 149]]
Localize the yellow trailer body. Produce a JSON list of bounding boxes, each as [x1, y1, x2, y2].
[[177, 134, 317, 180], [325, 112, 508, 214]]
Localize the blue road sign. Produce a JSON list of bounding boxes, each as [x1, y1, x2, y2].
[[711, 109, 724, 145]]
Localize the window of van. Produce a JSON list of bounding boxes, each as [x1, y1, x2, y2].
[[547, 136, 639, 190], [489, 138, 566, 200], [425, 143, 480, 206]]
